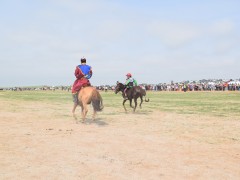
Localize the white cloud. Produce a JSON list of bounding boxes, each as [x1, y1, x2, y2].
[[209, 19, 235, 36]]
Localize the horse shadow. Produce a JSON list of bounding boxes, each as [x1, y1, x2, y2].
[[121, 110, 152, 115], [79, 118, 108, 126]]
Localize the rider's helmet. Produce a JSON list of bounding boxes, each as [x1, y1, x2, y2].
[[126, 73, 132, 78], [81, 57, 86, 63]]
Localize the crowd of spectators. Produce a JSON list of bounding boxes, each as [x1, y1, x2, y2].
[[138, 79, 240, 92], [1, 79, 240, 92], [2, 86, 71, 91], [95, 79, 240, 92]]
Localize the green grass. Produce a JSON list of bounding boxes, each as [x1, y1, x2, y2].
[[1, 90, 240, 117], [146, 91, 240, 117], [0, 90, 71, 102]]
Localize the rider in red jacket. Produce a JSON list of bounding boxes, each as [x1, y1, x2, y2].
[[72, 57, 92, 113]]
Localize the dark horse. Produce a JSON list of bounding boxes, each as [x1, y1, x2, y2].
[[115, 83, 149, 112]]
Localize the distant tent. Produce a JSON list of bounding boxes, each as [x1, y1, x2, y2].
[[208, 82, 215, 85], [228, 81, 240, 85]]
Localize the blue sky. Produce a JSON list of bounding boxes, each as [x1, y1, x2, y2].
[[0, 0, 239, 87]]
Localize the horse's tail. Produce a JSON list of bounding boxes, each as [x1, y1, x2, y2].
[[141, 88, 150, 102], [92, 89, 104, 112], [144, 96, 150, 102]]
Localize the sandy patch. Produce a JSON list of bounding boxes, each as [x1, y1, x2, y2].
[[0, 100, 240, 179]]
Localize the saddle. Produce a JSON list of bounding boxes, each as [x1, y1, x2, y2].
[[82, 83, 91, 88]]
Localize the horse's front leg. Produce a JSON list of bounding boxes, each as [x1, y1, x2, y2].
[[139, 96, 143, 109], [123, 99, 128, 112], [72, 93, 79, 118], [72, 103, 77, 114], [82, 104, 88, 123], [74, 104, 82, 123]]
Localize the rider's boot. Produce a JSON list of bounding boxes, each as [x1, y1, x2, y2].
[[72, 93, 78, 104], [124, 93, 128, 100]]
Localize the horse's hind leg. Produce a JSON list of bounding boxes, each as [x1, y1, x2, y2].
[[139, 96, 143, 109], [133, 98, 137, 112], [92, 110, 96, 121], [80, 105, 84, 122], [81, 104, 88, 123], [130, 99, 134, 108]]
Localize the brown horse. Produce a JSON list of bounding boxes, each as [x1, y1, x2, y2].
[[72, 86, 103, 123], [115, 83, 149, 112]]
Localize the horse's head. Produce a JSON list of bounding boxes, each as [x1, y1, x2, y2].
[[115, 83, 125, 94]]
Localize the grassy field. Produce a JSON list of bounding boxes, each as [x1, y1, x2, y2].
[[1, 90, 240, 117], [1, 90, 240, 179]]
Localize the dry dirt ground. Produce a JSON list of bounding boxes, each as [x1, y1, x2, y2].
[[1, 100, 240, 180]]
